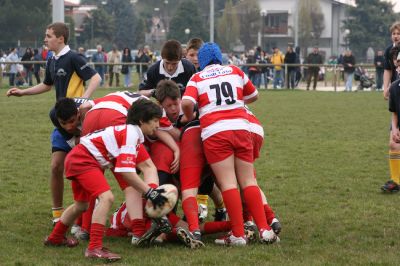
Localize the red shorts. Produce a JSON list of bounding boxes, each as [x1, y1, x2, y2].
[[180, 126, 207, 190], [251, 133, 264, 161], [112, 144, 150, 190], [203, 130, 253, 164], [65, 145, 110, 201], [149, 140, 177, 174], [82, 109, 126, 135]]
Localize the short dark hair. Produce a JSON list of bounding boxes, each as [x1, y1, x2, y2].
[[161, 40, 182, 61], [47, 22, 69, 44], [55, 98, 77, 121], [155, 80, 180, 103], [187, 38, 204, 51], [126, 98, 162, 125]]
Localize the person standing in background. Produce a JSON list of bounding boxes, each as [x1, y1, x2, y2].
[[343, 50, 356, 92], [284, 46, 297, 89], [92, 45, 105, 86], [6, 47, 19, 86], [121, 47, 133, 88], [33, 48, 42, 84], [305, 46, 323, 90], [21, 47, 34, 86], [107, 46, 121, 87], [374, 50, 384, 91]]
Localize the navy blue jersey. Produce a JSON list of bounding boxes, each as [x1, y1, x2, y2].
[[384, 44, 398, 83]]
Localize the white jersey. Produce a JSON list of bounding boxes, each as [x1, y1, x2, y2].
[[183, 64, 258, 140], [80, 124, 144, 172]]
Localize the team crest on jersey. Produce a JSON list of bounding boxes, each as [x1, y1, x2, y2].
[[56, 68, 67, 77], [199, 66, 233, 79]]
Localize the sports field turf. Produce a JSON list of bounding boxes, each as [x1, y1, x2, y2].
[[0, 88, 396, 265]]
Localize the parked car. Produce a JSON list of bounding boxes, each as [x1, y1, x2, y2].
[[84, 49, 97, 61]]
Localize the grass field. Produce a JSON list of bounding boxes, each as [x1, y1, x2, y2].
[[0, 88, 397, 265]]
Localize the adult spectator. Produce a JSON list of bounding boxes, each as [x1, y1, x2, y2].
[[305, 46, 323, 90], [134, 48, 151, 81], [246, 49, 261, 89], [270, 47, 284, 89], [6, 47, 19, 86], [107, 46, 121, 87], [343, 50, 356, 92], [284, 46, 297, 89], [21, 47, 34, 86], [374, 50, 384, 91], [33, 48, 42, 84], [91, 45, 106, 86], [121, 47, 133, 88]]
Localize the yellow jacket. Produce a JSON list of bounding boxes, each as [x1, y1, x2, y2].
[[271, 52, 285, 70]]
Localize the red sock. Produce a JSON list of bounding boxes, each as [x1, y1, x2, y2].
[[48, 221, 69, 242], [88, 223, 105, 250], [182, 197, 199, 232], [167, 212, 181, 227], [242, 202, 253, 222], [131, 219, 145, 237], [81, 197, 96, 232], [264, 204, 276, 225], [243, 186, 270, 231], [106, 228, 129, 237], [203, 221, 231, 235], [222, 189, 244, 237]]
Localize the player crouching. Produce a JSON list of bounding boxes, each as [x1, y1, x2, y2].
[[44, 99, 168, 262]]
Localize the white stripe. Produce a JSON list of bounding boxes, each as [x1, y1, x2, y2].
[[201, 119, 250, 140], [90, 101, 128, 116], [182, 95, 196, 104], [250, 122, 264, 138], [114, 167, 136, 173], [243, 90, 258, 101], [80, 138, 111, 168]]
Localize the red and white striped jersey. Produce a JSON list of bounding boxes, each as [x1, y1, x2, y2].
[[88, 91, 172, 131], [80, 124, 144, 172], [246, 107, 264, 139], [110, 202, 130, 230], [183, 64, 258, 140]]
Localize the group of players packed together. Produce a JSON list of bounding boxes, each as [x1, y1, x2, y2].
[[7, 22, 281, 262]]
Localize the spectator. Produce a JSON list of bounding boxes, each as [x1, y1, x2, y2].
[[294, 46, 302, 87], [343, 50, 356, 92], [284, 46, 297, 89], [78, 47, 85, 56], [374, 49, 384, 91], [259, 51, 271, 89], [21, 47, 34, 86], [33, 48, 42, 84], [134, 48, 151, 82], [270, 47, 285, 89], [107, 46, 121, 87], [91, 44, 106, 86], [247, 49, 261, 89], [121, 47, 133, 88], [6, 47, 19, 86], [305, 46, 323, 90]]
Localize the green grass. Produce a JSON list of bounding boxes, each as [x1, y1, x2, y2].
[[0, 88, 397, 265]]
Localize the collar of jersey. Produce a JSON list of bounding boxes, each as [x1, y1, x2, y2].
[[159, 59, 184, 78], [53, 45, 71, 60]]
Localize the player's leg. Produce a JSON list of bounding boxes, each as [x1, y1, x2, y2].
[[209, 184, 227, 221], [382, 132, 400, 192]]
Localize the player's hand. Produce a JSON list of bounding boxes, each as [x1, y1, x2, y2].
[[6, 88, 24, 97], [145, 188, 167, 209], [383, 89, 389, 100], [170, 150, 180, 174]]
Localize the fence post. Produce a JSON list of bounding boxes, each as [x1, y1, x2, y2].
[[284, 63, 288, 88], [333, 64, 337, 92]]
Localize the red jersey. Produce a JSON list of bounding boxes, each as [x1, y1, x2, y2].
[[80, 124, 143, 172], [183, 64, 258, 140], [88, 91, 172, 131]]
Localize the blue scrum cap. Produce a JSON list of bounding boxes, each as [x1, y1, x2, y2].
[[198, 42, 223, 70]]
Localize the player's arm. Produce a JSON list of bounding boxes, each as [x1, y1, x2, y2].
[[154, 129, 180, 174], [82, 73, 101, 98], [384, 69, 392, 100], [166, 127, 181, 142], [6, 83, 51, 97], [244, 93, 258, 104], [181, 99, 195, 122]]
